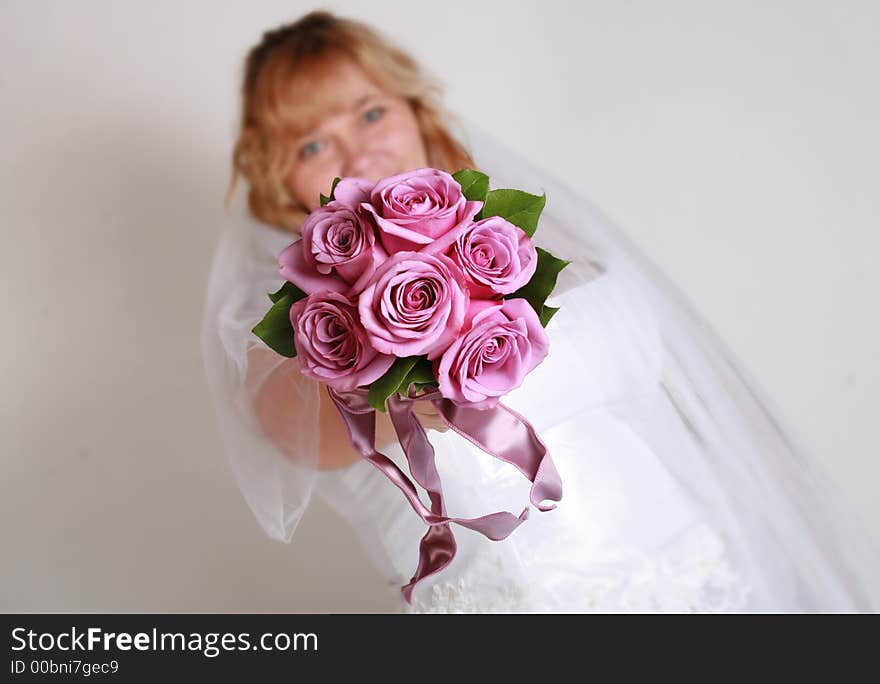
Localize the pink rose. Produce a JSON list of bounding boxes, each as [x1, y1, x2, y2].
[[278, 177, 386, 295], [358, 251, 470, 360], [437, 298, 549, 409], [290, 291, 395, 391], [332, 177, 375, 208], [361, 167, 482, 254], [450, 216, 538, 297]]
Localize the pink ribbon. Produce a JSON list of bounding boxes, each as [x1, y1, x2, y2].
[[326, 385, 563, 605]]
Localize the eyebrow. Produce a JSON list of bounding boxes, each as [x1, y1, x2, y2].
[[351, 93, 380, 111]]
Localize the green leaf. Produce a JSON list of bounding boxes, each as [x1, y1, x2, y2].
[[368, 356, 421, 412], [452, 169, 490, 202], [268, 280, 306, 304], [507, 247, 570, 325], [252, 289, 305, 358], [481, 189, 546, 237], [319, 176, 342, 206], [539, 305, 560, 327], [399, 357, 436, 395]]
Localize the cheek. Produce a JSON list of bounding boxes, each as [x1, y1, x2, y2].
[[287, 162, 339, 212]]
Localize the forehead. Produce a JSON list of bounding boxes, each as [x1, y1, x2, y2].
[[276, 56, 385, 136]]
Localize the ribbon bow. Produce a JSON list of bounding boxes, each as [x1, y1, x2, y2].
[[327, 385, 563, 605]]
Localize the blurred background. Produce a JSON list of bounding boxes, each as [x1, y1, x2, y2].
[[1, 0, 877, 611]]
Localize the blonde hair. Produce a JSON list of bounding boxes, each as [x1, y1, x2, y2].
[[227, 11, 476, 233]]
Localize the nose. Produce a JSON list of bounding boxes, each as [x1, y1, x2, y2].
[[338, 134, 374, 179]]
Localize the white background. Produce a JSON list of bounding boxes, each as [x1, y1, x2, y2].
[[1, 0, 877, 611]]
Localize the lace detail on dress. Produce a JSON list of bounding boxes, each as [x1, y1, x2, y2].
[[404, 550, 528, 614], [402, 523, 753, 613], [571, 523, 754, 613]]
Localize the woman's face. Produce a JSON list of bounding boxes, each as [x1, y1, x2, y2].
[[284, 60, 428, 213]]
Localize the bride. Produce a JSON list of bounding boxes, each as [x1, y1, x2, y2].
[[201, 11, 880, 612]]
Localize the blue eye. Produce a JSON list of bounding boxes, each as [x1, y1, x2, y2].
[[362, 106, 385, 123], [299, 140, 322, 160]]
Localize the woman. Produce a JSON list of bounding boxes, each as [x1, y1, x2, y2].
[[202, 11, 880, 612]]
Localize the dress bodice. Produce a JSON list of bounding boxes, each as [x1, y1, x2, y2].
[[313, 262, 755, 612]]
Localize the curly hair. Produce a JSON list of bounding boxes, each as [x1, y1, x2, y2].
[[227, 11, 476, 233]]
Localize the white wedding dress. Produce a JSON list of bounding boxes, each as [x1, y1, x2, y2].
[[201, 122, 880, 613]]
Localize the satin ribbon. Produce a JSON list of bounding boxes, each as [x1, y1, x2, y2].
[[327, 385, 563, 605]]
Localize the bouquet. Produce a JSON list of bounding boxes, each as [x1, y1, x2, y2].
[[252, 167, 570, 603]]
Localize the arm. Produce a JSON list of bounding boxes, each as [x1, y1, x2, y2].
[[247, 344, 400, 471]]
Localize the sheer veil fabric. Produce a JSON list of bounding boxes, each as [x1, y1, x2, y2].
[[201, 117, 880, 612]]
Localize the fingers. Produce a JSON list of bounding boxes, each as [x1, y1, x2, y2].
[[408, 401, 450, 433], [425, 417, 450, 433]]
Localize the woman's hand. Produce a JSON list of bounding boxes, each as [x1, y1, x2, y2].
[[250, 343, 452, 470], [411, 400, 450, 433]]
